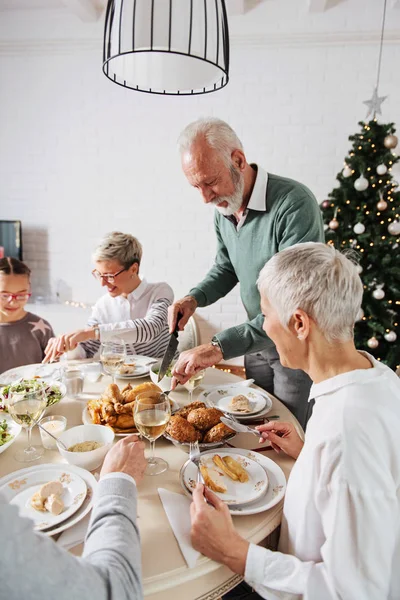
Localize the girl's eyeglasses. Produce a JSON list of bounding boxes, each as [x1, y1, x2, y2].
[[0, 293, 32, 302]]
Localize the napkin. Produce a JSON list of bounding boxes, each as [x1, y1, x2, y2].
[[56, 513, 90, 549], [158, 488, 200, 569], [201, 378, 255, 392]]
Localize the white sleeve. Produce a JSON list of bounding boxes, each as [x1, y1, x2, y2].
[[99, 296, 172, 344], [245, 463, 397, 599]]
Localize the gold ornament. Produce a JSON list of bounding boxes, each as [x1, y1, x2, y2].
[[384, 134, 398, 149], [367, 336, 379, 349], [329, 218, 339, 230], [377, 199, 388, 211]]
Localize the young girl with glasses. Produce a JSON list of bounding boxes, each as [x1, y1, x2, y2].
[[0, 257, 54, 373]]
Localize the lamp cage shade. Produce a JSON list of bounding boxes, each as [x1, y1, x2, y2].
[[103, 0, 230, 95]]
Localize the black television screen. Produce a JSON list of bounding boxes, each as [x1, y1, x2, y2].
[[0, 220, 22, 260]]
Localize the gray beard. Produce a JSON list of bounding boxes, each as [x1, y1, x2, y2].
[[212, 172, 245, 216]]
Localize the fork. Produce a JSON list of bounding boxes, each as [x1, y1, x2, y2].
[[189, 440, 204, 485]]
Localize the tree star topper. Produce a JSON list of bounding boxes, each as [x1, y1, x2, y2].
[[363, 87, 387, 119]]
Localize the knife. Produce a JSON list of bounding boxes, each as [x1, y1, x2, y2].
[[158, 312, 182, 382]]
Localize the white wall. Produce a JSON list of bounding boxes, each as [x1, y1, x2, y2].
[[1, 0, 400, 360]]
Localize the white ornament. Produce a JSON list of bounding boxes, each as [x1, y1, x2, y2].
[[356, 264, 363, 274], [354, 176, 369, 192], [372, 288, 385, 300], [367, 336, 379, 349], [342, 166, 352, 178], [376, 164, 387, 175], [353, 222, 365, 235], [388, 221, 400, 236], [384, 331, 397, 343], [356, 308, 364, 321]]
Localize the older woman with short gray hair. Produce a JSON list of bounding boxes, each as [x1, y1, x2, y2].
[[44, 232, 174, 362], [190, 242, 400, 600]]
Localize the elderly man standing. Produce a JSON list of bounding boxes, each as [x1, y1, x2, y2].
[[169, 118, 324, 427]]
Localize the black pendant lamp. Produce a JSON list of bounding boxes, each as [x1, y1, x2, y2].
[[103, 0, 230, 95]]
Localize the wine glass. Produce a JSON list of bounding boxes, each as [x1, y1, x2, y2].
[[7, 382, 47, 462], [100, 340, 126, 384], [134, 391, 171, 476], [184, 370, 206, 402]]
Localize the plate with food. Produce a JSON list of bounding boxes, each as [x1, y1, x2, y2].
[[199, 385, 273, 422], [164, 401, 236, 450], [180, 447, 286, 516], [0, 463, 97, 537], [181, 450, 268, 505], [116, 355, 156, 380], [82, 381, 178, 436], [0, 411, 22, 455], [0, 378, 66, 411], [216, 392, 267, 416], [0, 466, 87, 531]]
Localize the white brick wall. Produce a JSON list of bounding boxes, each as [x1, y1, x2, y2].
[[1, 1, 400, 364]]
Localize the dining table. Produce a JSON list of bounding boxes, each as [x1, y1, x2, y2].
[[0, 364, 303, 600]]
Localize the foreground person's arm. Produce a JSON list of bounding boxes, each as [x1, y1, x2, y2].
[[1, 436, 146, 600]]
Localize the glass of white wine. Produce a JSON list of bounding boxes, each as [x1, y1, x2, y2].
[[100, 340, 126, 384], [134, 392, 171, 476], [8, 382, 47, 462], [184, 370, 206, 402]]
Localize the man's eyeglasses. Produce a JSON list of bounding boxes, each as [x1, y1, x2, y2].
[[0, 293, 32, 302], [91, 268, 127, 284]]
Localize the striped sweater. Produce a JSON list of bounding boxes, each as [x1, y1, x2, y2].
[[74, 279, 174, 359]]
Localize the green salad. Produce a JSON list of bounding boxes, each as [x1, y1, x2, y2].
[[0, 418, 13, 447], [1, 379, 63, 409], [153, 366, 173, 378]]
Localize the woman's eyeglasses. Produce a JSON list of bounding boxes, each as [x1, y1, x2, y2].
[[91, 268, 127, 284], [0, 293, 32, 302]]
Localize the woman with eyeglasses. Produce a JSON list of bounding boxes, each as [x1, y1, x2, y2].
[[0, 257, 54, 373], [43, 232, 174, 363]]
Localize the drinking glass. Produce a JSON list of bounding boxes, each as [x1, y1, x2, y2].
[[134, 392, 171, 475], [100, 340, 126, 384], [7, 383, 47, 462], [184, 370, 206, 402]]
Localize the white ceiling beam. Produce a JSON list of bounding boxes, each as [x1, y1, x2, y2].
[[307, 0, 330, 12], [61, 0, 102, 22]]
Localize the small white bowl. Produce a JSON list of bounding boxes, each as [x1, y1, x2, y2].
[[57, 424, 115, 471], [149, 361, 173, 392]]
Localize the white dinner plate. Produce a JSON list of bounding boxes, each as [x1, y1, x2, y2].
[[180, 447, 286, 516], [0, 363, 62, 385], [115, 355, 156, 380], [181, 451, 268, 506], [0, 411, 22, 455], [199, 384, 273, 421], [0, 465, 87, 531], [216, 392, 267, 416], [83, 399, 179, 437], [0, 464, 97, 536]]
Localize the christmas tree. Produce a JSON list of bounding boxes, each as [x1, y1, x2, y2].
[[321, 119, 400, 370]]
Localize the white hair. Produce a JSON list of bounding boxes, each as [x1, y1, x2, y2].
[[93, 232, 143, 269], [177, 117, 243, 166], [257, 242, 363, 344]]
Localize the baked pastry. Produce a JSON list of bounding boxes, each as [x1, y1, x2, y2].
[[187, 407, 224, 431], [176, 401, 206, 419], [200, 465, 227, 493], [166, 415, 202, 443], [203, 422, 234, 443], [229, 394, 251, 413]]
